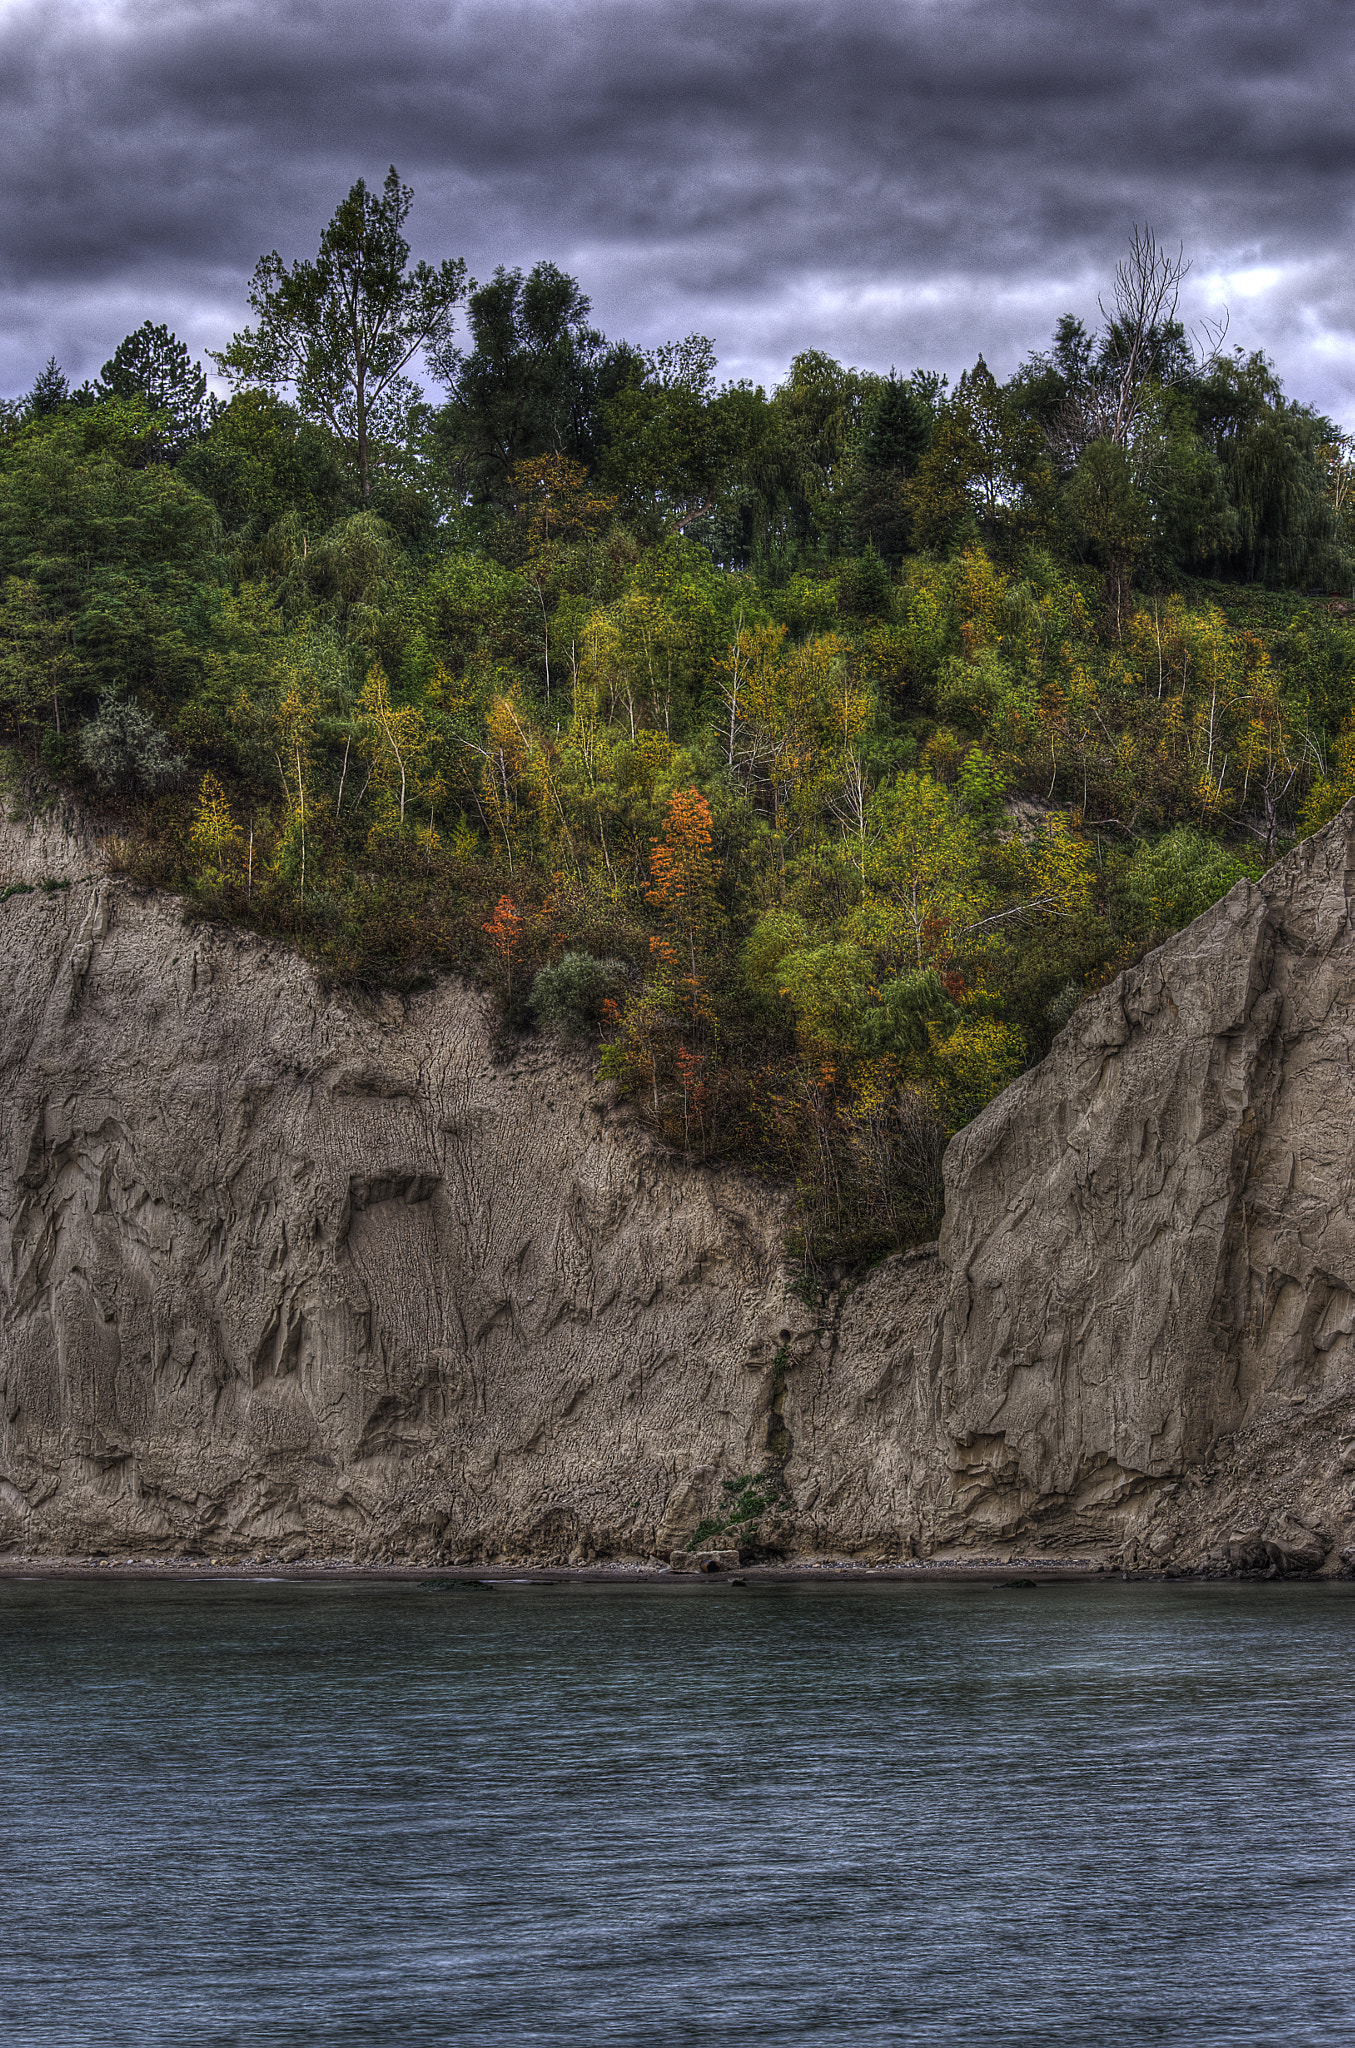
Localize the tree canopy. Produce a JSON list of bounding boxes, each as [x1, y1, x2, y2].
[[4, 204, 1352, 1271]]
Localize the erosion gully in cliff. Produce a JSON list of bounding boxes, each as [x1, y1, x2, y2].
[[1, 798, 1354, 1573]]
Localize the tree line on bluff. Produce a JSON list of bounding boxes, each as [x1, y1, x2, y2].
[[4, 171, 1355, 1271]]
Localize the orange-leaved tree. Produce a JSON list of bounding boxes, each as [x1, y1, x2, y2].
[[482, 893, 523, 999], [646, 786, 722, 987]]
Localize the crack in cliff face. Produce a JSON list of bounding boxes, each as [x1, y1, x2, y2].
[[2, 804, 1355, 1570]]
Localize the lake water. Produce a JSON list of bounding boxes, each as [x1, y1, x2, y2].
[[1, 1574, 1352, 2046]]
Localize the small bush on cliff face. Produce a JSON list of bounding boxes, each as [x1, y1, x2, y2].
[[79, 690, 184, 796], [687, 1471, 791, 1551], [530, 952, 626, 1039]]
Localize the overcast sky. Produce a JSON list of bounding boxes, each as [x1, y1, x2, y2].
[[2, 0, 1353, 421]]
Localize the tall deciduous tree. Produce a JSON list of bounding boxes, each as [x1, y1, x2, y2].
[[847, 771, 989, 973], [0, 577, 84, 738], [436, 262, 638, 504], [212, 168, 466, 499], [1066, 438, 1151, 635], [355, 662, 443, 834]]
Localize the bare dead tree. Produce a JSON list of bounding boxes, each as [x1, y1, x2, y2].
[[1193, 304, 1231, 361], [1046, 226, 1194, 470], [1101, 225, 1190, 447]]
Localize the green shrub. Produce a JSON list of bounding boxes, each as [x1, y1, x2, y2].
[[836, 545, 895, 621], [529, 952, 626, 1039], [78, 690, 184, 796], [1116, 829, 1258, 937]]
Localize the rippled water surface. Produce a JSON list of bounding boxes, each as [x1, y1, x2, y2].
[[2, 1574, 1353, 2045]]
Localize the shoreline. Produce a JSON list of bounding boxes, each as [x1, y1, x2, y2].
[[0, 1554, 1336, 1585]]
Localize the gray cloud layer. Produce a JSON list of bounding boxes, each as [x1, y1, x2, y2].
[[3, 0, 1353, 418]]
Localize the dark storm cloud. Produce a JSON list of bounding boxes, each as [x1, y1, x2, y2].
[[3, 0, 1354, 415]]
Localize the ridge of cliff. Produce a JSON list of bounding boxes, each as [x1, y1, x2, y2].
[[1, 794, 1353, 1572]]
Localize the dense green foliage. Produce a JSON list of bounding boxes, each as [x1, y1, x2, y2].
[[5, 185, 1355, 1269]]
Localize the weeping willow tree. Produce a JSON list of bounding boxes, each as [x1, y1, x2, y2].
[[1224, 404, 1347, 586], [1191, 353, 1350, 588]]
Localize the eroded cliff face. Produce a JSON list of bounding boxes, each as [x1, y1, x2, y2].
[[830, 811, 1355, 1573], [2, 799, 1354, 1570]]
